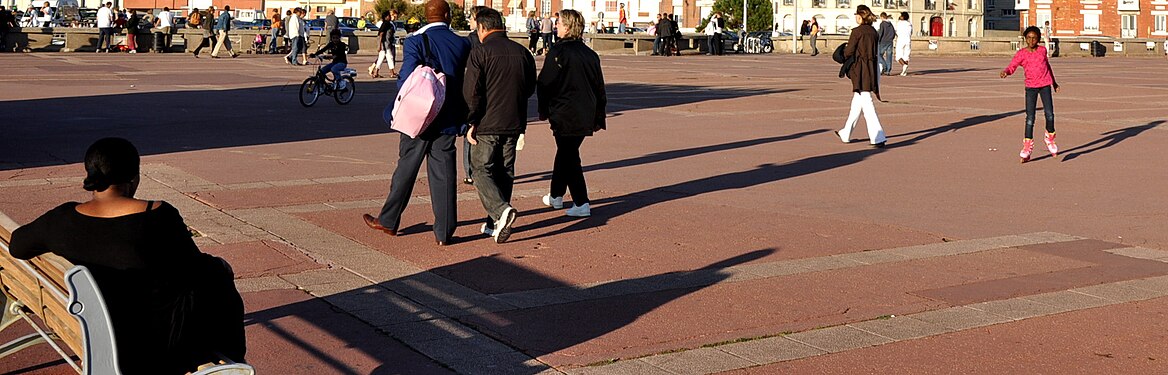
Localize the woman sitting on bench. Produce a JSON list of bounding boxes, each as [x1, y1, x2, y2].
[[9, 137, 246, 374]]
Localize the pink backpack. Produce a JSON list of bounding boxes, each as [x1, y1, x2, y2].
[[386, 34, 445, 138]]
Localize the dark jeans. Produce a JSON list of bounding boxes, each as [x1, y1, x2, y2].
[[98, 27, 114, 50], [377, 133, 458, 241], [193, 33, 216, 55], [463, 137, 473, 180], [528, 33, 539, 51], [470, 134, 519, 223], [652, 36, 661, 54], [0, 30, 8, 52], [551, 136, 589, 205], [541, 32, 553, 51], [713, 33, 724, 55], [1024, 85, 1055, 139], [878, 43, 893, 74]]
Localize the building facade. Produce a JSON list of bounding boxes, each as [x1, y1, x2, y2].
[[984, 0, 1019, 30], [771, 0, 985, 37], [1017, 0, 1168, 38]]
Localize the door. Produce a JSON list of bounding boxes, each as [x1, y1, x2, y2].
[[930, 16, 943, 36], [1121, 14, 1137, 38]]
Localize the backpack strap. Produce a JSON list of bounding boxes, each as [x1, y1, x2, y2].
[[420, 33, 443, 74]]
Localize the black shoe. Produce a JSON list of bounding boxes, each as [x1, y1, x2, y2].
[[463, 178, 474, 185]]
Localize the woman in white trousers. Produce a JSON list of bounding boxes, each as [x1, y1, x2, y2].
[[836, 5, 887, 147], [369, 10, 398, 78]]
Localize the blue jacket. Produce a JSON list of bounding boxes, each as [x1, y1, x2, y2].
[[214, 11, 231, 31], [395, 23, 471, 139]]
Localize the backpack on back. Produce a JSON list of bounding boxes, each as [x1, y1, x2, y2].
[[188, 11, 202, 27], [384, 34, 445, 138]]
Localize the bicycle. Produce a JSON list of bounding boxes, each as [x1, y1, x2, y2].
[[299, 56, 357, 107]]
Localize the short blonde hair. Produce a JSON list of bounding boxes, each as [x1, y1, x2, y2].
[[558, 9, 584, 39]]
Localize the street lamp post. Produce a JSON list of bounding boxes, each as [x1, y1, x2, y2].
[[792, 0, 798, 53]]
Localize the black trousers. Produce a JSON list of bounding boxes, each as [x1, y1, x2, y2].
[[1024, 85, 1055, 139], [193, 33, 217, 55], [463, 137, 473, 181], [377, 133, 458, 241], [551, 136, 589, 205], [528, 33, 539, 51], [470, 134, 518, 223]]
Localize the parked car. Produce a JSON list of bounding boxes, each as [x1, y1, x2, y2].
[[306, 18, 357, 35], [171, 16, 186, 29], [338, 16, 375, 31], [231, 18, 271, 30]]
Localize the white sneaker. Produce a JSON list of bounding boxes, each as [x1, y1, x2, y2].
[[493, 207, 518, 244], [542, 194, 563, 209], [480, 223, 496, 237], [565, 203, 591, 217]]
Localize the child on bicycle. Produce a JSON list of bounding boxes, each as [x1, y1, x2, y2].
[[1001, 25, 1060, 163], [310, 30, 348, 89]]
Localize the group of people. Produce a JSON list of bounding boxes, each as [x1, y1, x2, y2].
[[0, 7, 16, 51], [703, 12, 726, 56], [188, 5, 239, 58], [362, 0, 607, 246], [525, 11, 559, 55], [835, 5, 1059, 165], [650, 13, 681, 56]]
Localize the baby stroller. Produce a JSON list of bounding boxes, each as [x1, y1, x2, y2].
[[251, 34, 266, 54]]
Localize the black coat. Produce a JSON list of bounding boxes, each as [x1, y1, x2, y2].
[[464, 31, 537, 136], [538, 39, 607, 137], [845, 24, 880, 99]]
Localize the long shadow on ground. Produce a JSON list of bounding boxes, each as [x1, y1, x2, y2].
[[1031, 120, 1164, 162], [243, 249, 773, 374]]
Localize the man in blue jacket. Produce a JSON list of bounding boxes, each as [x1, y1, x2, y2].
[[364, 0, 470, 246], [211, 5, 238, 58]]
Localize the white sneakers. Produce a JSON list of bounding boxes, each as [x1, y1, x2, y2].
[[542, 194, 563, 209], [493, 207, 517, 244], [565, 203, 591, 217], [544, 194, 590, 217]]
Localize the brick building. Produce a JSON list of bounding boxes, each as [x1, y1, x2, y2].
[[1016, 0, 1168, 38]]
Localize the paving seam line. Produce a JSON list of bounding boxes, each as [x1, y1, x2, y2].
[[573, 273, 1168, 375]]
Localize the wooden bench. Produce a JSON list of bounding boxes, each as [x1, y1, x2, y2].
[[0, 212, 255, 375]]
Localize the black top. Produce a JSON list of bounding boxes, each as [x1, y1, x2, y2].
[[467, 30, 481, 49], [464, 31, 536, 136], [312, 40, 348, 64], [9, 201, 234, 373], [537, 39, 607, 137], [878, 20, 896, 44]]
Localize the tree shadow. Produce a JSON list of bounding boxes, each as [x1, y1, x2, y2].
[[1032, 120, 1164, 162], [243, 249, 773, 374], [515, 110, 1021, 241], [0, 83, 788, 171]]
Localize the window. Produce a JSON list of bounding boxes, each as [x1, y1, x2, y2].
[[986, 0, 994, 9], [542, 0, 552, 17], [968, 0, 976, 9], [813, 0, 826, 8], [836, 14, 851, 33], [947, 17, 954, 36], [1083, 13, 1099, 32], [784, 0, 793, 5], [1121, 14, 1137, 37], [946, 0, 956, 10], [1156, 15, 1167, 33], [315, 6, 325, 12], [968, 17, 976, 36], [606, 0, 617, 12], [898, 0, 907, 7], [838, 0, 850, 8], [1001, 9, 1016, 16], [783, 14, 793, 32], [925, 0, 936, 10], [887, 0, 898, 9]]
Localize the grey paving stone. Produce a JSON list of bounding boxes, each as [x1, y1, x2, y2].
[[312, 176, 362, 184], [268, 178, 317, 187], [567, 360, 671, 375], [1016, 232, 1085, 244], [1128, 275, 1168, 293], [787, 255, 865, 272], [234, 276, 296, 293], [382, 272, 511, 315], [909, 306, 1013, 331], [445, 351, 554, 375], [493, 286, 584, 310], [731, 261, 811, 278], [1020, 290, 1112, 313], [888, 239, 1007, 259], [380, 318, 479, 342], [833, 250, 910, 265], [968, 298, 1065, 320], [408, 334, 517, 363], [847, 316, 953, 340], [281, 268, 370, 293], [332, 251, 423, 283], [1105, 247, 1168, 261], [1072, 280, 1166, 302], [717, 336, 827, 364], [784, 326, 894, 353], [345, 301, 440, 326], [640, 347, 757, 375]]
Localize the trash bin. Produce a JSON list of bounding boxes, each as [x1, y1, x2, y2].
[[1090, 40, 1106, 57], [153, 32, 166, 52]]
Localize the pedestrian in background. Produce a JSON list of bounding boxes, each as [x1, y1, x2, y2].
[[540, 13, 553, 54], [192, 6, 216, 58], [526, 11, 539, 54], [657, 13, 674, 56], [877, 12, 894, 75], [809, 18, 820, 56], [96, 2, 114, 52], [268, 9, 282, 54], [364, 0, 470, 246], [369, 9, 398, 78], [325, 8, 338, 35], [893, 11, 912, 76], [537, 9, 606, 218], [461, 5, 489, 185], [1001, 26, 1060, 163], [465, 7, 536, 244], [650, 14, 662, 55], [0, 6, 14, 52], [284, 8, 305, 65], [835, 5, 886, 148], [124, 10, 139, 53], [211, 5, 238, 58]]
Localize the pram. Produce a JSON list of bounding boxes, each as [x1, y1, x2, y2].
[[251, 34, 266, 54]]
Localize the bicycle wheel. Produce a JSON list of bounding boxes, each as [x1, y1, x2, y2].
[[334, 77, 355, 105], [299, 77, 320, 107]]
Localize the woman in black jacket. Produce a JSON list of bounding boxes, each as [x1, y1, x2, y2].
[[536, 9, 606, 217], [834, 5, 887, 147]]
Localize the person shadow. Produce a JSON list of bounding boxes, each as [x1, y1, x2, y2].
[[1031, 120, 1164, 162], [515, 110, 1024, 241], [244, 249, 774, 374]]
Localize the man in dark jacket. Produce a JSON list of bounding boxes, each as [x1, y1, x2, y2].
[[0, 6, 14, 52], [461, 5, 487, 186], [464, 7, 536, 244], [877, 12, 895, 75], [363, 0, 471, 246], [657, 13, 674, 56]]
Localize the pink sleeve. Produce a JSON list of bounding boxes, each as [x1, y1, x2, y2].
[[1004, 50, 1023, 76]]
